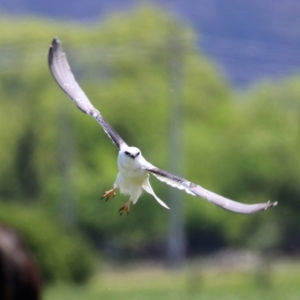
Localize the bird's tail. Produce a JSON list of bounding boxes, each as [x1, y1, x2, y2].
[[142, 180, 170, 209]]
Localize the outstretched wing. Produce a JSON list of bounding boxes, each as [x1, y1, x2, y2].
[[48, 37, 127, 150], [140, 159, 277, 214]]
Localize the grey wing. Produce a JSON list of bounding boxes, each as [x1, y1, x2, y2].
[[48, 37, 127, 150], [141, 159, 277, 214]]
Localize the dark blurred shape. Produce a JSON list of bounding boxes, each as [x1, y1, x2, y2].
[[0, 226, 42, 300]]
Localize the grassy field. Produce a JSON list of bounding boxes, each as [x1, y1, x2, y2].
[[44, 259, 300, 300]]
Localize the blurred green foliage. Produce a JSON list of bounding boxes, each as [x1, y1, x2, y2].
[[0, 4, 299, 282], [44, 259, 300, 300], [0, 202, 96, 283]]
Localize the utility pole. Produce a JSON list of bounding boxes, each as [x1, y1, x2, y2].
[[166, 30, 186, 269], [58, 99, 76, 229]]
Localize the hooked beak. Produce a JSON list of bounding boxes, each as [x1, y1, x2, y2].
[[130, 153, 140, 159]]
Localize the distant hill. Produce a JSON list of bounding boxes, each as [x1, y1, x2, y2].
[[1, 0, 300, 87]]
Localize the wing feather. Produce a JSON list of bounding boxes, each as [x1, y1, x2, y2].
[[142, 161, 277, 214], [48, 37, 127, 150]]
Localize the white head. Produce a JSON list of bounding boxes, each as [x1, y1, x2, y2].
[[121, 146, 141, 160], [118, 146, 142, 170]]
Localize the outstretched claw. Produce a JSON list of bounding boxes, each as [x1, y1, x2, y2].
[[101, 189, 116, 201], [119, 201, 131, 216]]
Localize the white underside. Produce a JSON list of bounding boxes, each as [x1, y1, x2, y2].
[[114, 170, 169, 209]]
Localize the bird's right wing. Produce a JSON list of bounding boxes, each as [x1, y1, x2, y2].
[[48, 37, 127, 150], [140, 158, 277, 214]]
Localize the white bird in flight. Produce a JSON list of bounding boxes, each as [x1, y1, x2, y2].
[[48, 38, 277, 216]]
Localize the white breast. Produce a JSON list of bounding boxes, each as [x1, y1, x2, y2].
[[115, 152, 149, 203], [118, 157, 148, 184]]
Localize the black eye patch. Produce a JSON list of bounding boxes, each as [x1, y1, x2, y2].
[[125, 151, 130, 156]]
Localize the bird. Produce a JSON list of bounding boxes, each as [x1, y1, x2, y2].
[[48, 37, 277, 216]]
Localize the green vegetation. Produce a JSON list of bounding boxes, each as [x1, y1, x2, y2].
[[44, 261, 300, 300], [0, 202, 96, 283], [0, 3, 300, 286]]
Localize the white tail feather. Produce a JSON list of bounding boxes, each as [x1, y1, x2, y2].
[[142, 180, 170, 209]]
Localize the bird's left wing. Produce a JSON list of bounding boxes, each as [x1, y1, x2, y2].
[[48, 37, 127, 150], [140, 158, 277, 214]]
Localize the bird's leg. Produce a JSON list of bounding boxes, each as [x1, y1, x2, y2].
[[101, 188, 116, 201], [119, 201, 131, 216]]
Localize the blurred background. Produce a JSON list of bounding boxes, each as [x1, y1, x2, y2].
[[0, 1, 300, 299]]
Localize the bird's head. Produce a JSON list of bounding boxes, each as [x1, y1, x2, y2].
[[121, 147, 141, 160]]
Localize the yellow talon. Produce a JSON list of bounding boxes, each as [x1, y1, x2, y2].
[[101, 189, 116, 201], [119, 201, 131, 216]]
